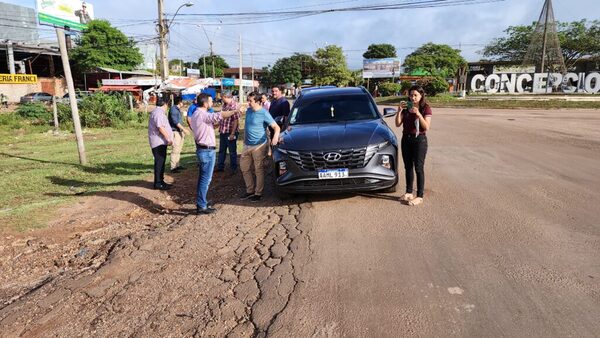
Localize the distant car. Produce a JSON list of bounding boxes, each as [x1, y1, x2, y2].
[[61, 91, 91, 104], [20, 92, 53, 104]]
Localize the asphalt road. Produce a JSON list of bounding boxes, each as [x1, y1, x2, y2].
[[1, 107, 599, 337], [268, 108, 600, 337]]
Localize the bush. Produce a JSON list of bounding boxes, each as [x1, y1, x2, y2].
[[0, 112, 24, 129], [417, 77, 448, 96], [400, 80, 412, 95], [378, 82, 401, 97], [16, 103, 50, 123], [57, 92, 133, 128]]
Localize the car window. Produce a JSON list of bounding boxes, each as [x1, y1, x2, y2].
[[290, 94, 378, 125]]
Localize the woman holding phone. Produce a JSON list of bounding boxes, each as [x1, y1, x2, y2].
[[395, 85, 432, 206]]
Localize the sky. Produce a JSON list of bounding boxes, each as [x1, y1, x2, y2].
[[2, 0, 598, 70]]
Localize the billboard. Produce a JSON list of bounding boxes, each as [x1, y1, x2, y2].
[[362, 58, 402, 79], [0, 3, 39, 42], [36, 0, 94, 31]]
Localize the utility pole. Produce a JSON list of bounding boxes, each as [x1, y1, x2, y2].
[[157, 0, 168, 82], [251, 53, 255, 90], [56, 28, 86, 165], [239, 35, 243, 103], [7, 41, 15, 74], [203, 56, 207, 78], [210, 41, 216, 79]]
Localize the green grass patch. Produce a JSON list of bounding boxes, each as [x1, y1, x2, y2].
[[375, 94, 600, 109], [0, 116, 200, 232]]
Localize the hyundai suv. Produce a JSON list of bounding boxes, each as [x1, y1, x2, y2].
[[273, 86, 398, 196]]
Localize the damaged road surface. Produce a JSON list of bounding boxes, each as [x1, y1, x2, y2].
[[2, 108, 600, 337]]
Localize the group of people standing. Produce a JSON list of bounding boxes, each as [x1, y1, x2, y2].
[[147, 86, 290, 215], [148, 84, 433, 211]]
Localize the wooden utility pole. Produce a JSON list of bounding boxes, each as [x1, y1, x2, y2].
[[239, 35, 243, 103], [52, 96, 59, 135], [56, 28, 86, 165], [251, 53, 255, 90], [210, 41, 215, 79], [157, 0, 168, 82]]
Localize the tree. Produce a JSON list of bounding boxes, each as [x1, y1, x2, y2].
[[482, 19, 600, 69], [71, 20, 144, 72], [197, 55, 229, 78], [289, 53, 317, 80], [403, 43, 466, 79], [269, 57, 303, 86], [313, 45, 352, 87], [363, 43, 397, 59]]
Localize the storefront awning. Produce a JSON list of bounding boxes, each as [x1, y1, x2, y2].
[[93, 85, 141, 92]]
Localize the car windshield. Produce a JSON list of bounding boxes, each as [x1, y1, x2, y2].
[[289, 94, 378, 125]]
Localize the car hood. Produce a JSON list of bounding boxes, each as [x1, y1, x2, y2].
[[280, 119, 394, 151]]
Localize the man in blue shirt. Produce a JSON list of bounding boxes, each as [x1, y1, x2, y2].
[[269, 85, 290, 119], [240, 92, 280, 202], [168, 96, 190, 172]]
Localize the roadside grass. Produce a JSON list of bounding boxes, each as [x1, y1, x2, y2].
[[375, 94, 600, 109], [0, 115, 201, 232]]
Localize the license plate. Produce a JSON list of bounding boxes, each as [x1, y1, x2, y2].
[[318, 168, 349, 179]]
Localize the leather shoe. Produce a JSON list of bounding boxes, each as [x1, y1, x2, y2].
[[153, 183, 171, 190], [196, 206, 216, 215]]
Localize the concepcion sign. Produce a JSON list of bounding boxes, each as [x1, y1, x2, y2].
[[471, 72, 600, 94]]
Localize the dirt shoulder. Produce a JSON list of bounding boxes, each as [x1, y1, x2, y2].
[[0, 168, 313, 337]]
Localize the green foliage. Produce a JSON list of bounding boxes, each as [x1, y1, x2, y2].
[[57, 92, 132, 128], [404, 43, 466, 79], [349, 70, 364, 87], [197, 55, 230, 78], [313, 45, 352, 87], [482, 20, 600, 69], [264, 53, 317, 87], [400, 80, 413, 94], [363, 43, 397, 59], [0, 112, 24, 129], [71, 20, 144, 72], [378, 82, 401, 96], [268, 57, 302, 86], [416, 77, 448, 96], [16, 103, 51, 123]]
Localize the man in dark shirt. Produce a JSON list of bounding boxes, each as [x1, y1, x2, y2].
[[168, 96, 190, 172], [268, 85, 290, 120]]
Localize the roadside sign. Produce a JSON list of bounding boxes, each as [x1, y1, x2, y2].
[[36, 0, 95, 31], [0, 74, 38, 84]]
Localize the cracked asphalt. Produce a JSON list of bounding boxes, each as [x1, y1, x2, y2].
[[1, 107, 600, 337]]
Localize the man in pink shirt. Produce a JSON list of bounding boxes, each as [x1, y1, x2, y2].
[[148, 97, 173, 190], [190, 93, 237, 214]]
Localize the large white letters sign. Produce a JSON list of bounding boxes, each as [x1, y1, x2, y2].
[[470, 72, 600, 94]]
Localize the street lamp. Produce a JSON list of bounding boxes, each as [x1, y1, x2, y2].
[[168, 2, 194, 29]]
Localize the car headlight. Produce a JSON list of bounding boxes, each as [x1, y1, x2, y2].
[[366, 140, 390, 154]]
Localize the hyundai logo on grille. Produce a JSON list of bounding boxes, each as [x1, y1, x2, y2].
[[324, 152, 342, 162]]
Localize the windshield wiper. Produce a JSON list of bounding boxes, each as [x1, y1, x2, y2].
[[294, 119, 341, 124]]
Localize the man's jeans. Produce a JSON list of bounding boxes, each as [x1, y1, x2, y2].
[[196, 148, 216, 209], [217, 132, 239, 171]]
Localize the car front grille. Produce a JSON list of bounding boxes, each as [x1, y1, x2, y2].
[[281, 146, 380, 171]]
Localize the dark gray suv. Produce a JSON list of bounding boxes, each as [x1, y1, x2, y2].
[[273, 87, 398, 196]]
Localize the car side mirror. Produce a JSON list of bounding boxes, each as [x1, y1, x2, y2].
[[274, 116, 285, 128], [383, 108, 397, 117]]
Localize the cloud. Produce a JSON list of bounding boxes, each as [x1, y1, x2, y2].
[[4, 0, 597, 69]]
